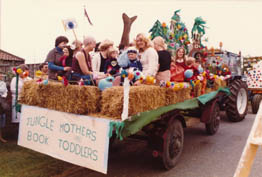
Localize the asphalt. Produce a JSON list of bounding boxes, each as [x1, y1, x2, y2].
[[85, 111, 262, 177]]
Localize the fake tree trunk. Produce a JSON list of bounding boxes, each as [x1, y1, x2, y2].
[[119, 13, 137, 48]]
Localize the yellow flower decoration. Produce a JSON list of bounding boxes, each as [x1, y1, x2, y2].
[[17, 68, 23, 74], [57, 76, 63, 81], [35, 70, 42, 77]]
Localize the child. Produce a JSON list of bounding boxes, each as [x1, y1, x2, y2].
[[125, 47, 143, 71], [121, 47, 143, 85], [184, 57, 199, 81], [104, 47, 120, 75], [170, 47, 186, 82], [57, 46, 73, 79]]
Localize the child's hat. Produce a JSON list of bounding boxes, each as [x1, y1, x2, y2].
[[127, 47, 138, 54]]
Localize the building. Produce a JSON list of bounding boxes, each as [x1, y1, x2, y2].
[[0, 49, 25, 82]]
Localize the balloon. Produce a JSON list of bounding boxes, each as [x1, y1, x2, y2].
[[98, 76, 114, 91], [184, 69, 193, 79], [43, 80, 48, 85]]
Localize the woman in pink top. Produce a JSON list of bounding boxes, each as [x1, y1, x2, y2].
[[135, 33, 159, 77]]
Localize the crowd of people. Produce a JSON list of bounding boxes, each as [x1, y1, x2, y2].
[[0, 32, 206, 143], [43, 33, 204, 86]]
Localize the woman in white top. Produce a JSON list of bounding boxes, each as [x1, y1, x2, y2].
[[135, 33, 159, 77], [10, 64, 32, 123]]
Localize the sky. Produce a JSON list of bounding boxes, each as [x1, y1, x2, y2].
[[1, 0, 262, 63]]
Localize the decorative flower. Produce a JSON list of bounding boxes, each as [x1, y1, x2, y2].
[[17, 68, 23, 74], [57, 76, 63, 81], [35, 70, 42, 77]]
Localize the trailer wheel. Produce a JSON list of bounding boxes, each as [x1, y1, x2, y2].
[[205, 102, 220, 135], [251, 94, 262, 114], [226, 79, 248, 122], [162, 119, 184, 170]]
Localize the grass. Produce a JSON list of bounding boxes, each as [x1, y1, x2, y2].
[[0, 140, 73, 177]]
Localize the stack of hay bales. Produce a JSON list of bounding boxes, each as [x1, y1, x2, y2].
[[20, 81, 101, 114], [20, 81, 194, 119]]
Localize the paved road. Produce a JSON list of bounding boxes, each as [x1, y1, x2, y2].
[[80, 112, 261, 177]]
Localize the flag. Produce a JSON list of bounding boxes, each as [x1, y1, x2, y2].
[[62, 19, 78, 31], [84, 6, 93, 25]]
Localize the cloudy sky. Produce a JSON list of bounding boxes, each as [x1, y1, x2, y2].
[[1, 0, 262, 63]]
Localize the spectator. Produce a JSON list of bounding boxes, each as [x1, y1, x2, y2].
[[38, 62, 48, 79], [0, 74, 8, 143], [10, 64, 32, 123]]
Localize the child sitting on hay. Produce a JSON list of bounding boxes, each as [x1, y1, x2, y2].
[[125, 47, 143, 72], [57, 46, 73, 79], [104, 47, 120, 76], [184, 57, 199, 82]]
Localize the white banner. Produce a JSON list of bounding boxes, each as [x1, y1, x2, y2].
[[18, 105, 110, 174]]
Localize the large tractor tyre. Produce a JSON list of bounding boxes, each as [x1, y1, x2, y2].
[[205, 102, 220, 135], [162, 119, 184, 170], [226, 79, 248, 122], [251, 94, 262, 114]]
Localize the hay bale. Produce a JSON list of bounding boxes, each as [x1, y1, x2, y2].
[[193, 82, 202, 97], [20, 81, 101, 114], [166, 87, 192, 105], [100, 85, 166, 118]]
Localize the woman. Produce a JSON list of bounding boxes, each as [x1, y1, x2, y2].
[[10, 64, 32, 123], [45, 36, 71, 80], [92, 39, 114, 79], [72, 36, 96, 85], [170, 47, 187, 82], [153, 36, 171, 83], [135, 33, 159, 77]]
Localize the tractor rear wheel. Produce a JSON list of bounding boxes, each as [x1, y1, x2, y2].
[[226, 79, 248, 122]]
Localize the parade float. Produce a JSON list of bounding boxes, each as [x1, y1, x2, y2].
[[16, 10, 248, 174], [245, 57, 262, 114]]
